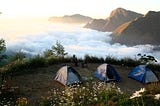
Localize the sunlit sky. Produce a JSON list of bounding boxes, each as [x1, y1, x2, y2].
[[0, 0, 160, 19]]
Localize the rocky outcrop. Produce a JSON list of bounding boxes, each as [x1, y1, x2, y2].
[[84, 19, 106, 31]]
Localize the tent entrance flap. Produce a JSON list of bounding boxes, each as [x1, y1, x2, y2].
[[145, 70, 159, 83], [94, 63, 121, 82], [67, 70, 79, 85]]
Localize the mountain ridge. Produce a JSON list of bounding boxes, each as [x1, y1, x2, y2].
[[84, 8, 142, 32], [49, 14, 93, 24], [111, 11, 160, 46]]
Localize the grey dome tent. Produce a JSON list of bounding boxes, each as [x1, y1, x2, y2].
[[54, 65, 82, 85], [128, 65, 159, 83], [94, 63, 121, 82]]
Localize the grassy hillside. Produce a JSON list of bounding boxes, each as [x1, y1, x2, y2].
[[1, 56, 160, 105], [7, 63, 144, 105]]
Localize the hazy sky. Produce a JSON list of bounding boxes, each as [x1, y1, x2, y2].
[[0, 0, 160, 18]]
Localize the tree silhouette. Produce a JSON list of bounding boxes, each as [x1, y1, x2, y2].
[[137, 53, 157, 64], [0, 39, 7, 62], [51, 41, 68, 58]]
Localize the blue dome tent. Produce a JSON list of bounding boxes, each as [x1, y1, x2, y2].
[[128, 65, 159, 83]]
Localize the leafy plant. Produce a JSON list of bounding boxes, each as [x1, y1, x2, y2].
[[137, 53, 157, 64], [11, 51, 26, 61], [43, 49, 54, 58]]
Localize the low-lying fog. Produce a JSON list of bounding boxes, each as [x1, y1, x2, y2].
[[1, 18, 160, 62]]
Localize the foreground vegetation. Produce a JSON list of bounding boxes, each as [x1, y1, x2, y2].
[[40, 81, 160, 106]]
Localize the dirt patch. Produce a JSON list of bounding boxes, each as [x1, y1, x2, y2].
[[11, 63, 145, 105]]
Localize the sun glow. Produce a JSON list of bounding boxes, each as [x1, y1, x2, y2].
[[0, 0, 160, 19], [0, 0, 108, 18]]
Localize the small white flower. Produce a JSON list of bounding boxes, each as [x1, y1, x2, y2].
[[94, 97, 98, 101], [155, 94, 160, 100], [130, 94, 141, 99], [130, 88, 146, 99], [139, 88, 146, 93]]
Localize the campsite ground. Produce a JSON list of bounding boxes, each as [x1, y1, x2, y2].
[[11, 63, 146, 105]]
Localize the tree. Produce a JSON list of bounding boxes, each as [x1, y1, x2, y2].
[[0, 39, 7, 62], [51, 41, 68, 58], [11, 51, 26, 61], [43, 49, 54, 58], [137, 53, 157, 64]]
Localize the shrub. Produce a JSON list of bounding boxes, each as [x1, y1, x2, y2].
[[43, 49, 54, 58], [84, 54, 104, 63], [28, 55, 47, 68], [46, 56, 72, 65], [11, 51, 26, 61], [4, 59, 29, 75], [105, 56, 119, 65], [147, 64, 160, 72], [119, 57, 140, 67]]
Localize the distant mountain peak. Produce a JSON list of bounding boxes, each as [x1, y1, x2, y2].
[[110, 7, 127, 17], [103, 8, 142, 31], [49, 14, 93, 24], [109, 7, 142, 18], [84, 7, 142, 32]]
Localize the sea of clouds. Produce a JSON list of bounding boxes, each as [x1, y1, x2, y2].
[[1, 22, 160, 62]]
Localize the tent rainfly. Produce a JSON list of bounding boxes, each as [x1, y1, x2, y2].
[[128, 65, 159, 83], [54, 65, 82, 85]]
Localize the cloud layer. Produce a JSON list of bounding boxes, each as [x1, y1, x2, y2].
[[4, 24, 160, 62]]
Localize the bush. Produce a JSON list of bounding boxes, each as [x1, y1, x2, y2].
[[84, 54, 104, 63], [119, 57, 140, 67], [11, 51, 26, 61], [147, 64, 160, 72], [28, 55, 47, 68], [105, 56, 119, 65], [4, 59, 29, 75]]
